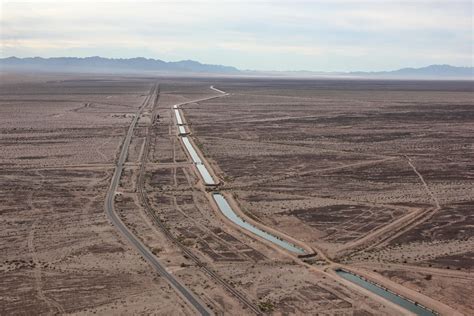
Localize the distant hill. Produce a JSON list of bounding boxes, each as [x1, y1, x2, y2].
[[0, 56, 239, 74], [1, 57, 472, 79], [349, 64, 473, 79], [252, 65, 473, 79]]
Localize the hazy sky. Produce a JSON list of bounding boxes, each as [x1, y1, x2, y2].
[[1, 0, 473, 71]]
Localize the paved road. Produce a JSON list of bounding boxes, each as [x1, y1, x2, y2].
[[104, 84, 212, 316]]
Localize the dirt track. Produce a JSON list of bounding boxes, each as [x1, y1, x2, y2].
[[1, 75, 472, 315]]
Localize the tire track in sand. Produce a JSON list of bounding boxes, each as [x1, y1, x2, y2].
[[27, 170, 65, 314]]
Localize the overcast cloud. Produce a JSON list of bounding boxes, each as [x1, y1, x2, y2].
[[1, 0, 472, 71]]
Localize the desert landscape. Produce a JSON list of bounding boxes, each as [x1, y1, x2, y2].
[[2, 0, 473, 314], [0, 74, 472, 315]]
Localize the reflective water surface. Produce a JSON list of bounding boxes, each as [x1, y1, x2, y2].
[[336, 270, 436, 316], [213, 193, 306, 254]]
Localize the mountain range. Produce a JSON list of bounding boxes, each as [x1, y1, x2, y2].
[[0, 56, 239, 74], [1, 56, 472, 79]]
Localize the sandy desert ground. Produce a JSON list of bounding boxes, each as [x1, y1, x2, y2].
[[0, 74, 195, 315], [1, 73, 472, 315], [184, 78, 473, 315]]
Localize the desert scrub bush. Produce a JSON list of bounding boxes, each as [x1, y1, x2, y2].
[[258, 300, 274, 313]]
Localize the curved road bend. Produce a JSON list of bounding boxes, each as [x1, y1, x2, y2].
[[104, 83, 212, 316]]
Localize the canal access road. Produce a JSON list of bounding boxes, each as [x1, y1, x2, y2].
[[104, 83, 212, 316], [177, 85, 462, 316]]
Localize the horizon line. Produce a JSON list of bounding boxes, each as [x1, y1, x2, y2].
[[1, 55, 473, 74]]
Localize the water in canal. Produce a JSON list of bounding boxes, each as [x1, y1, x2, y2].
[[212, 193, 306, 255], [178, 125, 187, 135], [196, 164, 215, 185], [182, 137, 202, 164], [336, 270, 436, 316], [175, 109, 184, 125]]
